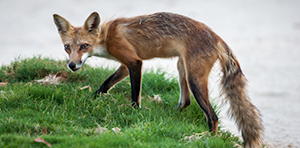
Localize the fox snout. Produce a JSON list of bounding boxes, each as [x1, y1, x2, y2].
[[67, 60, 83, 72], [67, 52, 90, 72], [68, 62, 77, 71]]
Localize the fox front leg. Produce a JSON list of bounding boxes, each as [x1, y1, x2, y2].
[[93, 64, 128, 97]]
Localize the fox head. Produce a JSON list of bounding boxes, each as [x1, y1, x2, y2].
[[53, 12, 101, 71]]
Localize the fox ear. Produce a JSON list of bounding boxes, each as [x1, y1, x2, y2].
[[53, 14, 71, 35], [83, 12, 100, 33]]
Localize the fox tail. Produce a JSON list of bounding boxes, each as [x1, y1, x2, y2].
[[217, 42, 263, 148]]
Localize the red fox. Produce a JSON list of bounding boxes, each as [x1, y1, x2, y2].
[[53, 12, 263, 147]]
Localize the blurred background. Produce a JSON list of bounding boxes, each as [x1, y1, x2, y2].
[[1, 0, 299, 147]]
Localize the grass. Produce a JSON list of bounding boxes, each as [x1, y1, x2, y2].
[[0, 57, 242, 147]]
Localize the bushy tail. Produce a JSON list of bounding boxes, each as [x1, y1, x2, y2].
[[217, 42, 263, 148]]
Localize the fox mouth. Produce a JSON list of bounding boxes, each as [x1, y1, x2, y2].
[[68, 66, 80, 72], [67, 62, 81, 72], [70, 68, 80, 72]]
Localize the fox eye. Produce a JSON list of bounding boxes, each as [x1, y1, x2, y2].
[[80, 44, 89, 50], [64, 45, 70, 51]]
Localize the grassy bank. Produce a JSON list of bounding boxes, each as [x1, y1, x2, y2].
[[0, 57, 241, 147]]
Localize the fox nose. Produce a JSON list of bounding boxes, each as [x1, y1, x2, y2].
[[68, 62, 76, 70]]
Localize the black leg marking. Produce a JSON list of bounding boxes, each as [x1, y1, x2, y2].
[[128, 60, 142, 108], [93, 65, 128, 97], [189, 78, 218, 132]]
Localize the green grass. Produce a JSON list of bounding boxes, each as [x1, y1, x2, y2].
[[0, 57, 242, 147]]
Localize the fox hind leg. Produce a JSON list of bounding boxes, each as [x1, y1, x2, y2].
[[189, 76, 218, 133], [177, 57, 191, 110], [186, 62, 219, 134]]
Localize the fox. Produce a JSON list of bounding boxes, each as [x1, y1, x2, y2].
[[53, 12, 263, 147]]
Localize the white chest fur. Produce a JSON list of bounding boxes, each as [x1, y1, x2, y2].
[[93, 45, 115, 60]]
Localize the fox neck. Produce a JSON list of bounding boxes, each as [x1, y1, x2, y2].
[[93, 44, 116, 60], [92, 21, 115, 60]]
